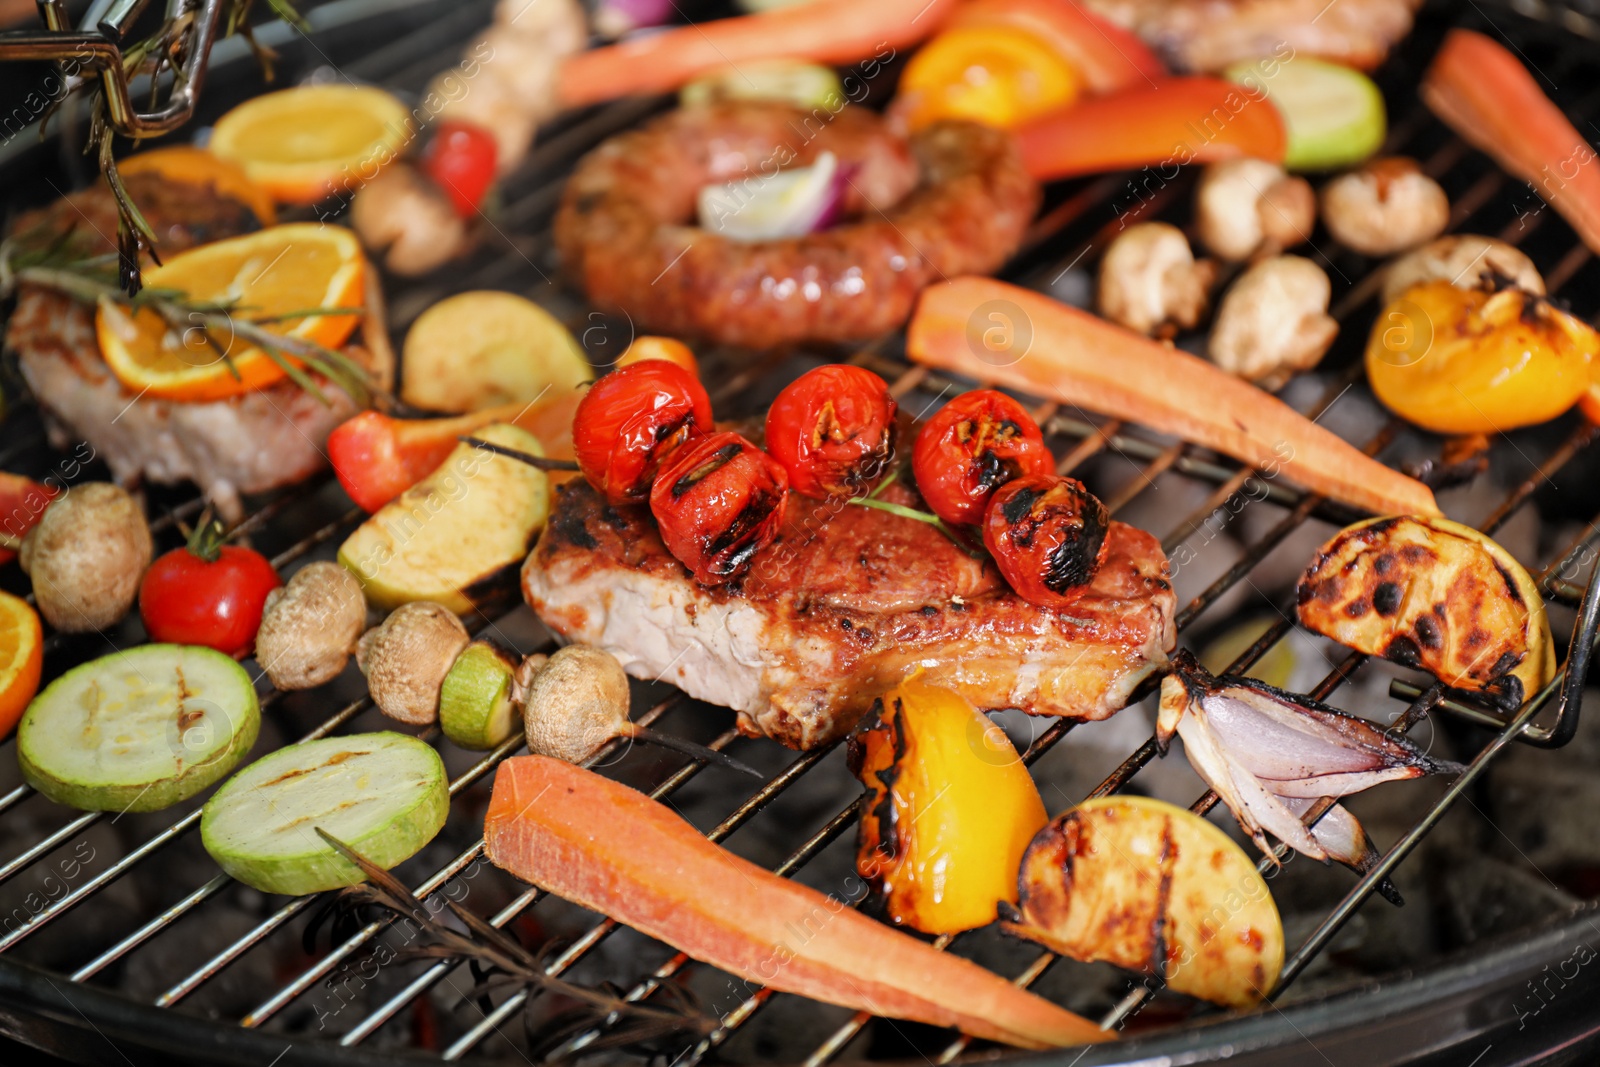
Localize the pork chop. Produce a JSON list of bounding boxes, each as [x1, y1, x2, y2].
[[523, 480, 1176, 749], [1082, 0, 1422, 73], [4, 174, 391, 521]]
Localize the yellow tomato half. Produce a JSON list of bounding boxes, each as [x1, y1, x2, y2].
[[898, 25, 1080, 131], [1366, 281, 1598, 435]]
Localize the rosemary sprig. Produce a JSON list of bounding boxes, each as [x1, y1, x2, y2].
[[847, 488, 987, 558], [40, 0, 311, 294], [0, 232, 372, 408], [310, 830, 715, 1058]]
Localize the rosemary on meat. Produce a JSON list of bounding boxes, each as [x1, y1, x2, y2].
[[39, 0, 310, 294], [309, 830, 716, 1059], [0, 225, 372, 407]]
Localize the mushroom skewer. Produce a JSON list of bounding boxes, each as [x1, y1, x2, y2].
[[522, 646, 763, 777], [1157, 650, 1460, 865]]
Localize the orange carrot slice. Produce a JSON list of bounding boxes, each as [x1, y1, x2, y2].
[[946, 0, 1166, 96], [1015, 77, 1286, 181], [483, 756, 1110, 1050], [906, 277, 1440, 518], [557, 0, 961, 108], [1423, 29, 1600, 256]]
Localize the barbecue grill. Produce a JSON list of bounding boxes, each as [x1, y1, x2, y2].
[[4, 0, 1600, 1064]]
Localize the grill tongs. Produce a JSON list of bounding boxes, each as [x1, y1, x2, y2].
[[0, 0, 226, 136]]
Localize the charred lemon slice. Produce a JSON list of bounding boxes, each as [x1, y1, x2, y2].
[[1001, 795, 1283, 1008], [1296, 516, 1553, 708]]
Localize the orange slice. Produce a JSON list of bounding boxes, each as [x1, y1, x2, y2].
[[118, 146, 277, 224], [95, 223, 366, 402], [209, 85, 412, 205], [0, 591, 43, 741]]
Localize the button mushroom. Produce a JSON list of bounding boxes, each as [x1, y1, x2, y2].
[[1321, 157, 1450, 257], [1208, 255, 1339, 390], [1381, 234, 1544, 305], [1097, 222, 1217, 337], [20, 483, 151, 633], [357, 601, 470, 725], [255, 562, 369, 690], [1194, 159, 1317, 263], [521, 645, 759, 775], [350, 164, 473, 278]]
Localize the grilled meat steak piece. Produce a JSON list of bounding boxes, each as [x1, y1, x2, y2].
[[523, 481, 1176, 749], [1082, 0, 1422, 73], [5, 174, 391, 522]]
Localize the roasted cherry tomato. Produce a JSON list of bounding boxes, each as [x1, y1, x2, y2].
[[912, 389, 1053, 526], [573, 360, 714, 505], [650, 432, 789, 586], [983, 475, 1109, 608], [138, 520, 282, 657], [765, 365, 898, 499], [419, 120, 499, 217]]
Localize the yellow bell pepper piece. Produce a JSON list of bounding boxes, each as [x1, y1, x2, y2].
[[1367, 281, 1599, 435], [850, 674, 1048, 935], [897, 25, 1080, 131]]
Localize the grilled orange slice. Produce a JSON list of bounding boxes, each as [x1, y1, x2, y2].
[[0, 591, 43, 741], [117, 146, 277, 224], [209, 85, 411, 204], [95, 224, 366, 402]]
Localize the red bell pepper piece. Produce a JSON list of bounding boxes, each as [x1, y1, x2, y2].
[[1014, 76, 1287, 182]]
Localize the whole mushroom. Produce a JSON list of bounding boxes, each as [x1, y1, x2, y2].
[[20, 483, 151, 632], [350, 165, 472, 277], [1321, 157, 1450, 257], [1097, 222, 1217, 337], [1382, 234, 1544, 305], [522, 645, 632, 764], [255, 562, 369, 690], [1195, 160, 1317, 262], [357, 602, 470, 724], [1209, 256, 1339, 391]]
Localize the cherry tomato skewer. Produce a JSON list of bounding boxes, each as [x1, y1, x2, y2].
[[983, 475, 1109, 608], [766, 365, 898, 499], [911, 389, 1054, 526], [650, 431, 789, 586], [573, 360, 714, 505]]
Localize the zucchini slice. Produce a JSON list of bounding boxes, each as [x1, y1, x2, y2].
[[439, 641, 521, 750], [18, 644, 260, 813], [200, 732, 448, 895], [1226, 57, 1386, 172]]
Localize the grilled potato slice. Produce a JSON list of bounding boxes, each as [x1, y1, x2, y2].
[[1297, 516, 1553, 709], [1001, 796, 1283, 1008]]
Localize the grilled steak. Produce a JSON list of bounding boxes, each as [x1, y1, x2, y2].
[[523, 480, 1176, 749], [4, 174, 391, 521]]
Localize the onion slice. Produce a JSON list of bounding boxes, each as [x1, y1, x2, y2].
[[697, 151, 848, 241]]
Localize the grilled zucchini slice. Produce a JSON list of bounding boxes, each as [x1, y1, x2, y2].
[[201, 732, 448, 895], [18, 644, 259, 813], [1296, 516, 1554, 708]]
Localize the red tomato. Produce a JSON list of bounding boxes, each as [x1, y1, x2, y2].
[[765, 365, 898, 499], [0, 472, 58, 567], [911, 390, 1053, 526], [573, 360, 714, 505], [983, 475, 1109, 608], [419, 121, 499, 217], [139, 525, 281, 657], [650, 432, 788, 586]]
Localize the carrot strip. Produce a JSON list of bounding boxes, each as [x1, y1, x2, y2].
[[907, 277, 1440, 518], [947, 0, 1166, 96], [556, 0, 961, 109], [483, 756, 1110, 1050], [1014, 77, 1286, 181], [1422, 29, 1600, 256]]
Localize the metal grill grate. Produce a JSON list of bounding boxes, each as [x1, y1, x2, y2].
[[3, 1, 1600, 1064]]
